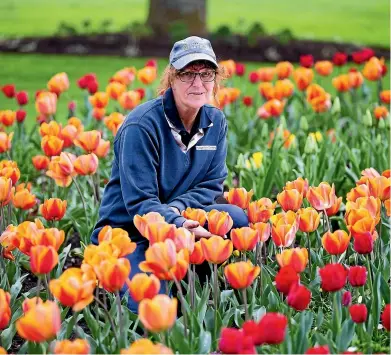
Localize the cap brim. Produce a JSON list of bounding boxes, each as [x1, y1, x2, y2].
[[171, 53, 218, 70]]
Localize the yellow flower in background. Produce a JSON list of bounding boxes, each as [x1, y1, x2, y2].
[[245, 151, 263, 169], [309, 132, 323, 142]]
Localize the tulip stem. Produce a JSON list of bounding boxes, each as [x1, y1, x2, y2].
[[0, 246, 10, 291], [365, 254, 373, 294], [89, 175, 99, 204], [116, 291, 124, 348], [188, 267, 194, 309], [171, 274, 188, 339], [72, 177, 88, 227], [36, 276, 42, 301], [213, 263, 219, 342], [242, 288, 249, 321], [44, 274, 52, 300], [323, 210, 331, 231], [94, 296, 119, 351]]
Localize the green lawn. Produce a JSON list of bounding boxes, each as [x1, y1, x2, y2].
[[0, 53, 389, 131], [0, 0, 389, 47]]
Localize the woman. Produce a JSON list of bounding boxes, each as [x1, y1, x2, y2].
[[91, 36, 248, 312]]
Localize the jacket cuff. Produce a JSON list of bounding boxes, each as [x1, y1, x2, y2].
[[172, 216, 187, 228], [168, 200, 186, 214]]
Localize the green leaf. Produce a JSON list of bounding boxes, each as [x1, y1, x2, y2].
[[55, 244, 72, 278], [336, 319, 355, 352], [10, 274, 28, 304], [220, 289, 234, 304], [83, 307, 99, 339], [198, 330, 212, 354]]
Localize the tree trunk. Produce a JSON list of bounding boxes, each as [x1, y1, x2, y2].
[[146, 0, 207, 37]]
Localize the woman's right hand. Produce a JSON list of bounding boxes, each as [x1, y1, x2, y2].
[[182, 220, 212, 239]]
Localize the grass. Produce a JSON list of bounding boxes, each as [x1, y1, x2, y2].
[[0, 0, 389, 47], [0, 53, 389, 131]]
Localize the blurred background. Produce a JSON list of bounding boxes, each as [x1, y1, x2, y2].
[[0, 0, 389, 122]]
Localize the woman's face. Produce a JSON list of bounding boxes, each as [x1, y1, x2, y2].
[[171, 62, 216, 110]]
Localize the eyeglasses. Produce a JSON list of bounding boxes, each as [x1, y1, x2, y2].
[[177, 70, 216, 83]]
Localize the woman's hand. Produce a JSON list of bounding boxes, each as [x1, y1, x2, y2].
[[183, 219, 212, 239]]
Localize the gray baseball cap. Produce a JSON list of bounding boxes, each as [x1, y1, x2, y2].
[[169, 36, 218, 70]]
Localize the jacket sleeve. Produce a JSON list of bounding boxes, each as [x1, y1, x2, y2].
[[168, 119, 228, 212], [115, 123, 187, 228]]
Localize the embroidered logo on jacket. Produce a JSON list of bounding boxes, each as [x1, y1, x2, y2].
[[196, 145, 217, 151]]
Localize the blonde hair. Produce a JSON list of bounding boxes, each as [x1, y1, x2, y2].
[[156, 62, 227, 103]]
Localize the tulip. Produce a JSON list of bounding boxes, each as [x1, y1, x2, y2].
[[248, 71, 260, 83], [73, 153, 99, 175], [189, 241, 205, 264], [144, 222, 176, 245], [325, 196, 342, 216], [0, 176, 13, 207], [332, 74, 351, 92], [346, 184, 370, 202], [257, 313, 288, 345], [0, 110, 16, 126], [22, 297, 43, 313], [231, 227, 259, 251], [305, 345, 330, 354], [227, 187, 253, 209], [381, 304, 390, 331], [111, 66, 136, 85], [46, 154, 76, 187], [275, 61, 294, 79], [257, 99, 284, 119], [16, 301, 61, 342], [10, 221, 40, 255], [120, 339, 173, 354], [277, 188, 303, 211], [95, 257, 131, 293], [47, 72, 70, 95], [346, 196, 381, 220], [276, 247, 308, 273], [0, 289, 11, 329], [12, 188, 36, 210], [348, 71, 364, 89], [224, 261, 260, 289], [126, 273, 160, 303], [297, 207, 320, 232], [270, 211, 299, 247], [315, 61, 333, 76], [353, 233, 374, 254], [293, 67, 314, 90], [53, 339, 90, 354], [30, 245, 58, 275], [250, 222, 271, 242], [68, 117, 84, 132], [0, 132, 13, 154], [59, 124, 78, 148], [300, 54, 314, 68], [306, 182, 337, 211], [106, 81, 126, 100], [181, 207, 207, 227], [349, 304, 367, 323], [137, 66, 157, 85], [207, 209, 233, 236], [93, 139, 110, 158], [89, 92, 109, 108], [287, 283, 311, 311], [1, 165, 20, 186], [319, 263, 348, 292], [248, 198, 276, 223], [74, 130, 101, 153], [257, 67, 275, 82], [362, 57, 383, 81], [380, 90, 391, 104], [242, 96, 253, 107], [374, 106, 389, 120], [285, 177, 309, 195], [139, 294, 177, 332], [133, 212, 165, 237], [119, 90, 141, 110], [332, 52, 348, 66], [275, 266, 299, 295], [219, 327, 256, 354], [245, 151, 263, 169], [258, 82, 275, 100], [1, 84, 15, 98], [200, 235, 233, 264], [40, 198, 67, 221], [32, 155, 50, 170], [104, 112, 125, 136], [32, 228, 65, 252], [322, 230, 351, 255], [385, 199, 391, 217], [16, 109, 27, 123], [174, 227, 195, 253], [39, 121, 61, 137], [35, 92, 57, 116], [342, 290, 352, 306], [366, 176, 390, 201], [41, 135, 64, 157], [348, 266, 367, 287], [97, 226, 137, 257]]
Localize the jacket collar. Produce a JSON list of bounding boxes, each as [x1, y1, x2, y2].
[[162, 88, 213, 130]]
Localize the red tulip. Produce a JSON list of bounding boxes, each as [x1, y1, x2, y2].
[[275, 266, 299, 295], [305, 345, 330, 354], [257, 313, 288, 345], [287, 283, 311, 311], [1, 84, 15, 98], [242, 96, 253, 107], [16, 109, 27, 123], [349, 304, 367, 323], [342, 290, 352, 306], [332, 52, 348, 66], [353, 233, 374, 254], [319, 263, 348, 292], [16, 91, 29, 106], [300, 54, 314, 68], [381, 304, 390, 331], [218, 327, 256, 354], [348, 266, 367, 287]]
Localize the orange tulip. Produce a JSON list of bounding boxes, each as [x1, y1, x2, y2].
[[137, 66, 157, 85], [380, 90, 390, 104], [0, 225, 17, 258], [10, 221, 41, 255], [362, 57, 383, 81], [30, 245, 58, 274], [189, 240, 205, 264], [74, 130, 101, 153], [270, 211, 299, 247], [174, 227, 195, 253], [219, 60, 236, 77], [93, 107, 106, 122], [258, 82, 275, 100], [308, 91, 331, 113], [200, 235, 233, 264], [93, 139, 110, 158], [41, 135, 64, 157], [332, 74, 351, 92], [16, 300, 61, 342], [120, 339, 173, 354], [257, 99, 285, 119], [366, 176, 390, 201], [106, 81, 126, 100], [374, 106, 389, 120], [0, 176, 13, 207], [144, 222, 176, 245], [277, 189, 303, 212], [224, 261, 260, 289], [95, 257, 131, 293], [276, 247, 308, 273], [0, 289, 11, 330], [274, 79, 294, 100], [346, 184, 370, 202], [32, 228, 65, 251], [83, 243, 116, 270], [297, 207, 320, 232], [348, 71, 364, 89], [322, 230, 351, 255], [306, 182, 337, 211], [227, 188, 253, 209], [40, 198, 67, 221], [126, 273, 160, 302], [35, 92, 57, 116], [47, 72, 69, 95], [0, 347, 5, 354], [248, 198, 277, 223], [59, 124, 78, 148], [12, 188, 36, 210], [207, 209, 234, 236], [231, 227, 259, 251], [285, 177, 309, 196], [139, 294, 177, 332], [346, 196, 381, 220], [68, 117, 84, 132], [22, 297, 43, 314], [97, 226, 137, 257], [49, 267, 95, 311], [356, 168, 381, 184], [257, 67, 275, 82], [325, 196, 342, 216], [111, 66, 136, 86], [268, 128, 296, 149], [293, 67, 314, 91], [32, 155, 50, 170], [0, 163, 20, 186], [134, 212, 165, 237], [0, 132, 13, 154], [0, 110, 16, 126], [181, 208, 207, 227], [275, 61, 294, 79], [345, 207, 378, 228], [53, 339, 90, 354], [89, 92, 109, 108], [104, 112, 125, 136], [347, 214, 377, 240], [382, 169, 390, 178], [119, 90, 141, 110], [73, 153, 99, 175], [250, 222, 271, 242], [384, 199, 390, 216], [314, 61, 333, 76], [46, 153, 76, 188], [39, 121, 62, 137]]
